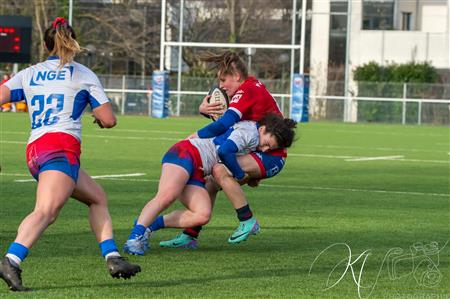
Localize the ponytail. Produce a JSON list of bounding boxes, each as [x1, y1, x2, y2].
[[44, 17, 81, 67]]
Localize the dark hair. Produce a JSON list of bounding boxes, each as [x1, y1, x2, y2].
[[200, 50, 248, 80], [44, 17, 80, 67], [257, 113, 297, 148]]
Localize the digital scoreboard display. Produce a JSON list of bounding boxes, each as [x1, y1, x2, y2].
[[0, 16, 32, 63]]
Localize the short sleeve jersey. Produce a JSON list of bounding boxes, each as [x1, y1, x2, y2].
[[4, 56, 110, 144], [189, 121, 259, 176], [228, 76, 286, 157]]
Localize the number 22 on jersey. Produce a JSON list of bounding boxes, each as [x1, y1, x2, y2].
[[31, 94, 64, 129]]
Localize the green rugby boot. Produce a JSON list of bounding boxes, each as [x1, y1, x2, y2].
[[228, 217, 260, 244], [159, 233, 198, 249]]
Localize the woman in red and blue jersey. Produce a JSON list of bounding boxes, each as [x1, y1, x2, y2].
[[161, 51, 292, 248], [0, 17, 140, 292]]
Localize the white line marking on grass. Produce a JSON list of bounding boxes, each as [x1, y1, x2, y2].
[[289, 153, 449, 164], [0, 173, 29, 177], [303, 144, 445, 154], [83, 134, 179, 141], [112, 128, 189, 135], [92, 173, 146, 178], [13, 173, 146, 182], [17, 176, 446, 198], [345, 155, 404, 162], [0, 140, 26, 144], [259, 183, 450, 198]]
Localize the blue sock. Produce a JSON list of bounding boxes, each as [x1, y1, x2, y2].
[[128, 224, 146, 240], [148, 216, 165, 232], [7, 242, 29, 262], [99, 239, 119, 258]]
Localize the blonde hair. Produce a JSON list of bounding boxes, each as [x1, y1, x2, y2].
[[44, 18, 81, 67], [200, 51, 248, 79]]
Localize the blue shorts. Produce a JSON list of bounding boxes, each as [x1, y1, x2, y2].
[[161, 140, 206, 188], [250, 152, 286, 179]]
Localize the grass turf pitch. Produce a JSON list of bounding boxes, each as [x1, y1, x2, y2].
[[0, 113, 448, 298]]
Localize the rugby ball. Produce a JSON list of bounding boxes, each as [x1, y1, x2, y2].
[[207, 86, 229, 121]]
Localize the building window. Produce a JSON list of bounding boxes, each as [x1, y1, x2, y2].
[[402, 12, 412, 31], [328, 1, 347, 66], [328, 1, 348, 95], [362, 0, 394, 30]]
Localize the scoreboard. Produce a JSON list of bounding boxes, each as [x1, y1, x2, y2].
[[0, 16, 32, 63]]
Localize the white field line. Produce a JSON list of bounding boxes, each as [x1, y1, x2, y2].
[[83, 134, 179, 141], [0, 140, 26, 144], [1, 130, 447, 154], [259, 183, 450, 198], [289, 153, 449, 164], [7, 174, 449, 197], [303, 144, 445, 154], [13, 176, 448, 198], [345, 155, 404, 162], [12, 173, 146, 183]]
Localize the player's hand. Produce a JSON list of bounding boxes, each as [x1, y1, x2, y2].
[[92, 115, 104, 128], [236, 173, 250, 185], [199, 95, 225, 115], [247, 178, 260, 188], [186, 132, 199, 140]]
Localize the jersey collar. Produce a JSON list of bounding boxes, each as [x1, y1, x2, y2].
[[47, 55, 60, 60]]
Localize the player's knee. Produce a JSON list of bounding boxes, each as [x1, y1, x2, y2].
[[93, 190, 108, 207], [34, 208, 60, 225], [194, 210, 211, 226], [154, 191, 177, 208], [212, 164, 230, 185]]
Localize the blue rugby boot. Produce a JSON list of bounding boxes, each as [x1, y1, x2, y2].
[[159, 233, 198, 249], [228, 217, 260, 244]]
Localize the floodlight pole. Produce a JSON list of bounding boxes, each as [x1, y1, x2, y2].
[[300, 0, 306, 74], [343, 0, 352, 122], [68, 0, 73, 25], [176, 0, 184, 116], [160, 0, 167, 71]]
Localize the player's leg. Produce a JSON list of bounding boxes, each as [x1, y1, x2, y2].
[[162, 185, 212, 228], [159, 175, 218, 248], [213, 153, 285, 244], [71, 169, 140, 279], [124, 163, 189, 255], [159, 184, 211, 249], [1, 170, 75, 292]]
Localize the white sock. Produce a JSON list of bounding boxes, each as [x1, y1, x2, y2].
[[105, 251, 121, 260], [5, 254, 22, 267]]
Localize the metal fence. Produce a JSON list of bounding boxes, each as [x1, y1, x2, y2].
[[1, 70, 449, 125], [100, 75, 450, 125]]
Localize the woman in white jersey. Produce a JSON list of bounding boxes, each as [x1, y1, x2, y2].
[[0, 17, 140, 292]]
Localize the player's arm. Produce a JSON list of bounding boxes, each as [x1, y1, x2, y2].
[[88, 71, 116, 128], [197, 109, 240, 138], [199, 94, 224, 119], [217, 139, 247, 181], [92, 102, 116, 128], [0, 85, 11, 105]]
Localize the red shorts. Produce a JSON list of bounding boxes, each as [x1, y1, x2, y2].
[[26, 132, 81, 182], [161, 140, 205, 188]]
